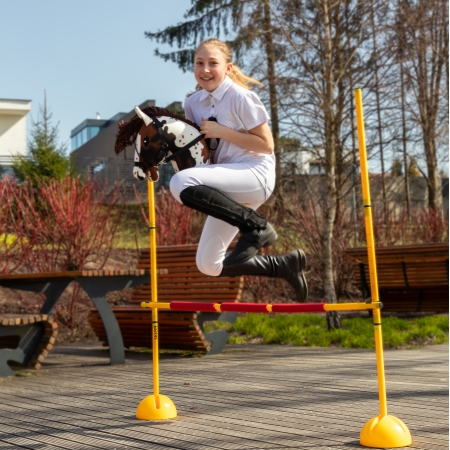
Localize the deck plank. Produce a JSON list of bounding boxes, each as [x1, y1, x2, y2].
[[0, 342, 447, 449]]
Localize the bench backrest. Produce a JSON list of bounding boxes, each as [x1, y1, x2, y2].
[[131, 244, 244, 305], [345, 243, 449, 291]]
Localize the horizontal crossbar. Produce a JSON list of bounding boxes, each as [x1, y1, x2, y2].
[[140, 301, 382, 313]]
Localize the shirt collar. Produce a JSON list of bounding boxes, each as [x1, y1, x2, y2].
[[199, 75, 233, 102]]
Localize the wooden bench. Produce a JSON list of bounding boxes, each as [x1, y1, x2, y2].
[[0, 269, 162, 376], [344, 243, 449, 313], [0, 314, 58, 376], [88, 244, 244, 355]]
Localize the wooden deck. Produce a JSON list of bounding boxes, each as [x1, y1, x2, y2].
[[0, 341, 447, 449]]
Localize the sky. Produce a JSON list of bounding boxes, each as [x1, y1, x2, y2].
[[0, 0, 197, 152]]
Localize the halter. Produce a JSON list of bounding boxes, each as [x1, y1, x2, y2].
[[145, 113, 205, 167]]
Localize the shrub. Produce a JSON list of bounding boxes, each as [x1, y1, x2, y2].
[[0, 175, 124, 273], [0, 179, 27, 273], [286, 199, 358, 300], [134, 186, 204, 246]]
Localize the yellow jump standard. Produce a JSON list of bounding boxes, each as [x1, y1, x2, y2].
[[135, 180, 176, 421], [355, 89, 412, 448], [135, 91, 413, 447]]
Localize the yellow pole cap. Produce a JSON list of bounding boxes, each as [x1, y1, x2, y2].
[[360, 415, 412, 448], [136, 394, 177, 420]]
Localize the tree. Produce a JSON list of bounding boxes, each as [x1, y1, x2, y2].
[[408, 158, 421, 177], [145, 0, 285, 202], [274, 0, 372, 328], [396, 0, 448, 209], [390, 157, 403, 176], [12, 92, 74, 185]]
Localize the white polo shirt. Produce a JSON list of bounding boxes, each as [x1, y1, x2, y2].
[[184, 75, 276, 199]]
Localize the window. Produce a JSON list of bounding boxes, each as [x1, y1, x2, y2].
[[87, 126, 101, 140], [71, 126, 103, 151], [81, 128, 88, 146]]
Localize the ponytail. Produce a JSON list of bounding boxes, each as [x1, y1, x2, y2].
[[228, 65, 262, 90]]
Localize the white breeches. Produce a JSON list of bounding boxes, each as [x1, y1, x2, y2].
[[170, 164, 269, 276]]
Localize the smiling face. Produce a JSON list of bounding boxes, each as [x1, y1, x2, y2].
[[194, 44, 232, 92]]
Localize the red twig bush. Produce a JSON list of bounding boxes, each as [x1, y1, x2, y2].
[[0, 179, 27, 274], [133, 186, 204, 246], [0, 175, 125, 340], [370, 206, 449, 246], [10, 175, 124, 272], [286, 199, 358, 300], [410, 207, 449, 243]]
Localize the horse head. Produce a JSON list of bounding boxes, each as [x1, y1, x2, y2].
[[115, 106, 210, 182]]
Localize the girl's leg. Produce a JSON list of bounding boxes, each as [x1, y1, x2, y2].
[[196, 195, 262, 276], [170, 163, 267, 205], [219, 250, 308, 303], [170, 165, 308, 302], [195, 216, 237, 276], [170, 164, 276, 267]]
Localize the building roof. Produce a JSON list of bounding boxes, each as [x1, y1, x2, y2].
[[0, 99, 31, 116], [70, 100, 156, 158]]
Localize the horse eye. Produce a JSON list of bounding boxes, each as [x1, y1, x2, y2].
[[143, 136, 149, 146]]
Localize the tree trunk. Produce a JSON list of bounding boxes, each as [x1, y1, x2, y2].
[[370, 0, 388, 221], [400, 61, 411, 218], [321, 0, 340, 328], [423, 135, 442, 209], [263, 0, 282, 204]]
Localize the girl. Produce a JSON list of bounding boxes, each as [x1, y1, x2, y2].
[[170, 38, 308, 302]]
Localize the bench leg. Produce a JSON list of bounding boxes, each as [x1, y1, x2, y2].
[[204, 330, 231, 355], [0, 323, 45, 377], [197, 312, 238, 356], [91, 299, 125, 365], [0, 348, 26, 377], [77, 278, 136, 365], [37, 280, 71, 315]]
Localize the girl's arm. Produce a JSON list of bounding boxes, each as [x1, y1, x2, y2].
[[200, 117, 274, 155]]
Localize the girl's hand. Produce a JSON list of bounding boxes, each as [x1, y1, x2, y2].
[[200, 116, 226, 138], [201, 117, 274, 155]]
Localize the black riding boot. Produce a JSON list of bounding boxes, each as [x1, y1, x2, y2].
[[219, 249, 308, 303], [180, 185, 277, 266]]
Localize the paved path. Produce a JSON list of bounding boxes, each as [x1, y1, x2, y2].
[[0, 342, 447, 449]]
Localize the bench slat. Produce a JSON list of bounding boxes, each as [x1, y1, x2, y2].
[[345, 243, 449, 312], [89, 244, 243, 353]]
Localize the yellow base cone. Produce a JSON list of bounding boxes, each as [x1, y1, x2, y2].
[[360, 415, 412, 448], [136, 394, 177, 420]]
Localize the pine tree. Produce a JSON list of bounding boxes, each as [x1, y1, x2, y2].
[[12, 93, 74, 185], [145, 0, 285, 201], [390, 157, 403, 176]]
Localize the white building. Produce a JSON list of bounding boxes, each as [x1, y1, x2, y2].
[[280, 146, 357, 175], [0, 98, 31, 176]]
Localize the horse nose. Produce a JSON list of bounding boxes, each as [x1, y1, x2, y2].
[[133, 167, 146, 181]]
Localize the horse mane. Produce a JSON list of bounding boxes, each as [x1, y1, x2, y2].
[[115, 106, 200, 156]]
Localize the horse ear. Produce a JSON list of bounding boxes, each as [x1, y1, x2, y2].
[[135, 106, 153, 126]]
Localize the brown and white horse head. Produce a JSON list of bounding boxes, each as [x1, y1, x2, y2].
[[128, 106, 210, 182], [133, 107, 160, 181]]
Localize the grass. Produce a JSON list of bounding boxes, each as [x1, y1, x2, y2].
[[204, 313, 449, 349]]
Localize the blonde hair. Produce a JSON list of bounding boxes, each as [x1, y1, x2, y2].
[[194, 38, 262, 91]]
